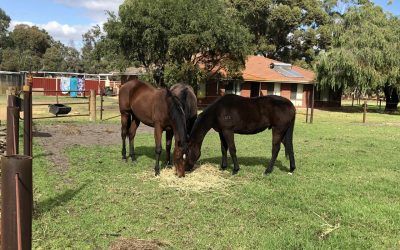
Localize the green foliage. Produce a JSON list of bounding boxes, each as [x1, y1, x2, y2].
[[104, 0, 253, 87], [10, 24, 52, 56], [228, 0, 331, 65], [316, 3, 400, 92], [0, 8, 11, 50], [42, 43, 64, 71]]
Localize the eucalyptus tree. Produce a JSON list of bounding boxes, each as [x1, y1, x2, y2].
[[104, 0, 253, 87], [227, 0, 331, 66], [316, 3, 400, 111]]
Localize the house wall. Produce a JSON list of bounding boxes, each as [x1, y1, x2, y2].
[[198, 80, 322, 108], [280, 83, 291, 100], [240, 82, 251, 97]]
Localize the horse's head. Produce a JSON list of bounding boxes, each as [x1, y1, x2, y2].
[[184, 140, 201, 172], [173, 141, 188, 177]]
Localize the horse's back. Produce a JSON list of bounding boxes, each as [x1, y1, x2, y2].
[[118, 79, 163, 126], [212, 94, 295, 133]]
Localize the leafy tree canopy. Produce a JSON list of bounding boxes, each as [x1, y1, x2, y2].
[[227, 0, 331, 65], [104, 0, 253, 87], [316, 2, 400, 109]]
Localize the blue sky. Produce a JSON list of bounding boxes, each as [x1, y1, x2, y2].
[[0, 0, 399, 49]]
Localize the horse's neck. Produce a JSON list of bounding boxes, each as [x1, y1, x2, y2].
[[190, 111, 212, 148]]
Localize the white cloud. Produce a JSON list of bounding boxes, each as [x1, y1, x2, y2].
[[55, 0, 123, 21], [10, 20, 92, 49], [7, 1, 124, 49]]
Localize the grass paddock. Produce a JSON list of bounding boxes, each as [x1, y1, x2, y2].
[[17, 100, 400, 248]]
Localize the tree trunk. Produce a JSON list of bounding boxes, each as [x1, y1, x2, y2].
[[383, 85, 399, 112]]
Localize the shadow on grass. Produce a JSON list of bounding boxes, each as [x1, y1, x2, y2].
[[318, 106, 400, 115], [34, 152, 54, 158], [34, 182, 90, 218], [33, 131, 52, 138], [200, 156, 288, 173], [134, 146, 289, 172]]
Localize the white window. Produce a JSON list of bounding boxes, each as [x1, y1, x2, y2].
[[225, 81, 241, 95], [274, 83, 281, 96]]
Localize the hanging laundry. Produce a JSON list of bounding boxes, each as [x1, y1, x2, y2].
[[60, 77, 70, 94], [77, 78, 85, 93], [70, 77, 78, 98]]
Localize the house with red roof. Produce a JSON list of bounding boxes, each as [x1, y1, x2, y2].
[[197, 55, 341, 108]]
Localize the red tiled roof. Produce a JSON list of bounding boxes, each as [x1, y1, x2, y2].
[[241, 56, 315, 84]]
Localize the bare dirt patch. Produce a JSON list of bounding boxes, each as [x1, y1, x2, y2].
[[33, 123, 153, 173]]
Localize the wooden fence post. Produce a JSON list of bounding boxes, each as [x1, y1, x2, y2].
[[100, 90, 104, 121], [23, 75, 33, 157], [6, 95, 20, 155], [310, 85, 315, 124], [363, 100, 367, 123], [90, 89, 96, 122], [1, 155, 33, 250]]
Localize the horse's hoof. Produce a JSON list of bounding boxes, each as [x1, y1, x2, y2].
[[288, 172, 294, 176], [264, 170, 272, 176], [220, 165, 227, 171], [232, 169, 239, 175]]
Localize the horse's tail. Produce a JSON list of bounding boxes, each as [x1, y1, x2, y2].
[[282, 116, 295, 159]]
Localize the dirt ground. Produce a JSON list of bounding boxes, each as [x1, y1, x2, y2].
[[33, 123, 153, 172]]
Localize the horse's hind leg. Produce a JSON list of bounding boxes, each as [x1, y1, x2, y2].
[[222, 130, 240, 175], [282, 134, 296, 173], [264, 127, 284, 175], [219, 132, 228, 170], [128, 116, 140, 162], [154, 124, 163, 176], [121, 112, 131, 161], [165, 129, 173, 167]]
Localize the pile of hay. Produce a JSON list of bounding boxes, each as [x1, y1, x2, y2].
[[109, 237, 169, 250], [158, 163, 232, 192], [145, 163, 232, 193], [61, 125, 82, 135]]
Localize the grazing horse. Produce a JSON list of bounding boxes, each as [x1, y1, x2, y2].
[[165, 84, 198, 166], [119, 79, 188, 177], [185, 94, 296, 175]]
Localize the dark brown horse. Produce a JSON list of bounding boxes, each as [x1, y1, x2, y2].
[[119, 79, 188, 177], [165, 84, 198, 166], [185, 94, 296, 175]]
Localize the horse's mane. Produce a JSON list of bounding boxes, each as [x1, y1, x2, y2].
[[166, 89, 187, 146]]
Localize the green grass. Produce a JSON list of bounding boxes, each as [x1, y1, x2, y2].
[[32, 107, 400, 249]]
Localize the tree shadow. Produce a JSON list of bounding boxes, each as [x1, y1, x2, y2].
[[133, 146, 289, 172], [33, 131, 52, 137], [34, 182, 90, 219], [34, 152, 54, 158], [317, 106, 399, 115]]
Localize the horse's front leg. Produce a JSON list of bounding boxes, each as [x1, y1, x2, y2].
[[165, 129, 173, 167], [154, 124, 163, 176], [128, 117, 140, 162], [219, 132, 228, 170], [222, 130, 240, 175]]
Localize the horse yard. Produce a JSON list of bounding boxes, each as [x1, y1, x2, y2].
[[24, 97, 400, 249]]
